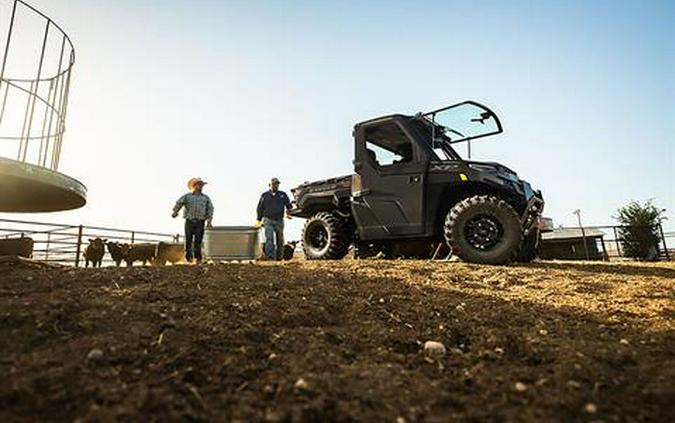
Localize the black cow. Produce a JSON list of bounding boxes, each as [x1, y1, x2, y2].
[[106, 241, 124, 267], [84, 238, 107, 268]]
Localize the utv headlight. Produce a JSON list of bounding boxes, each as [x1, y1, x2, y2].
[[468, 163, 497, 173]]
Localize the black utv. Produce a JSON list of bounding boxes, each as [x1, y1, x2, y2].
[[288, 101, 544, 265]]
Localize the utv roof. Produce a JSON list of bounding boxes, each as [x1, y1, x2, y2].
[[354, 114, 413, 128], [354, 113, 448, 142]]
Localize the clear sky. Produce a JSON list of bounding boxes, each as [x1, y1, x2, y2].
[[1, 0, 673, 238]]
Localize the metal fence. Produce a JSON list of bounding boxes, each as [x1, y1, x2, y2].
[[1, 218, 672, 264], [544, 224, 673, 261], [0, 218, 181, 266]]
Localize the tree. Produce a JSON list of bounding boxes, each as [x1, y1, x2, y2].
[[615, 200, 666, 261]]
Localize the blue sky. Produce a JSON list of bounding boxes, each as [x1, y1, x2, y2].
[[1, 0, 673, 237]]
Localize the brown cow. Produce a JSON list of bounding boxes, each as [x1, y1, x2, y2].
[[106, 241, 124, 267], [154, 242, 186, 266], [84, 238, 107, 268], [0, 236, 34, 258], [120, 243, 156, 266]]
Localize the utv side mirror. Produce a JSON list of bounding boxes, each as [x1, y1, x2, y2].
[[470, 112, 492, 125]]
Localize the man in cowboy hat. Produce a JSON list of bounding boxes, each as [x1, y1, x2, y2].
[[256, 177, 292, 260], [172, 177, 214, 264]]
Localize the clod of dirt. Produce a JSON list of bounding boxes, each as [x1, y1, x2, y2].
[[584, 403, 598, 414], [294, 378, 310, 392], [515, 382, 528, 392], [423, 341, 446, 358], [567, 380, 582, 389], [86, 348, 104, 361]]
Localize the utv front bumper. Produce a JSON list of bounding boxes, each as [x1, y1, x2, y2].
[[520, 183, 544, 236]]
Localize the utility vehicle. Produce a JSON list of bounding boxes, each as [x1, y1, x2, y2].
[[288, 101, 544, 264]]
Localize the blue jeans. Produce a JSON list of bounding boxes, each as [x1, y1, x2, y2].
[[263, 217, 284, 260], [185, 219, 205, 262]]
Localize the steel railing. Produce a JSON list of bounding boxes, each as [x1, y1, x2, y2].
[[1, 218, 671, 264], [0, 218, 182, 266]]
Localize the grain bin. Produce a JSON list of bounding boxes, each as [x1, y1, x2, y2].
[[204, 226, 260, 261]]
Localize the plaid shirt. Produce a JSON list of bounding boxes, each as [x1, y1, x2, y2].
[[174, 192, 214, 221]]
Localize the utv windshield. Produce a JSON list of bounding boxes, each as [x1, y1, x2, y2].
[[420, 101, 502, 159]]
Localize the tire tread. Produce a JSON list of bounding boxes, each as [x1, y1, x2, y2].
[[302, 212, 350, 260], [444, 195, 523, 265]]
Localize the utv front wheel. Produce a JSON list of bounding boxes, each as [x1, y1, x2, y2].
[[302, 212, 350, 260], [444, 195, 523, 265]]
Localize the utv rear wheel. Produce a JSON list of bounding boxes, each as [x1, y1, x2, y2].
[[516, 228, 541, 262], [302, 212, 350, 260], [444, 195, 523, 265]]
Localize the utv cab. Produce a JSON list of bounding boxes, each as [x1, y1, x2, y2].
[[289, 101, 544, 265]]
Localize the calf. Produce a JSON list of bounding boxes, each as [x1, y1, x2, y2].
[[259, 241, 298, 261], [84, 238, 107, 268], [106, 241, 124, 267], [154, 242, 186, 266], [121, 243, 156, 266], [0, 236, 34, 258], [282, 241, 298, 261]]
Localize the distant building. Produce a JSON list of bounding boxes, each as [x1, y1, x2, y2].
[[540, 228, 607, 260]]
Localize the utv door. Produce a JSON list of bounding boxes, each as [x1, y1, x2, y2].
[[351, 119, 427, 240]]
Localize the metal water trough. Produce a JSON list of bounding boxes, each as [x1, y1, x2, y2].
[[204, 226, 260, 261]]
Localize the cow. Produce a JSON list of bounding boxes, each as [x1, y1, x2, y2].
[[106, 241, 124, 267], [0, 236, 34, 258], [259, 241, 298, 261], [84, 238, 107, 268], [120, 243, 156, 266], [154, 242, 186, 266], [282, 241, 298, 261]]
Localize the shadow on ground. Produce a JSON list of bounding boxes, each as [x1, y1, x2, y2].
[[512, 260, 675, 279]]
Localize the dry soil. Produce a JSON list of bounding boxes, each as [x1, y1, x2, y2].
[[1, 259, 673, 422]]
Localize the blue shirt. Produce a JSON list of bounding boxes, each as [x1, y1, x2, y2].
[[174, 192, 214, 221], [257, 190, 292, 220]]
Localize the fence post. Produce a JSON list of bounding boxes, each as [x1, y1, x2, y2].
[[45, 232, 51, 261], [580, 226, 590, 260], [74, 224, 83, 267], [131, 231, 135, 244], [600, 237, 608, 261], [612, 226, 622, 258], [659, 224, 670, 261]]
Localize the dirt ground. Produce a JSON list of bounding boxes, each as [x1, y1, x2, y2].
[[0, 258, 673, 422]]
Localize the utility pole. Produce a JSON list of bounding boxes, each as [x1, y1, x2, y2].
[[659, 209, 669, 260], [573, 209, 590, 260]]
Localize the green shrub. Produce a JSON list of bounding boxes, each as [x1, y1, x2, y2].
[[615, 201, 666, 260]]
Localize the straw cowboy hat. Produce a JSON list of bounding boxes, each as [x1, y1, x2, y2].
[[187, 177, 207, 191]]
